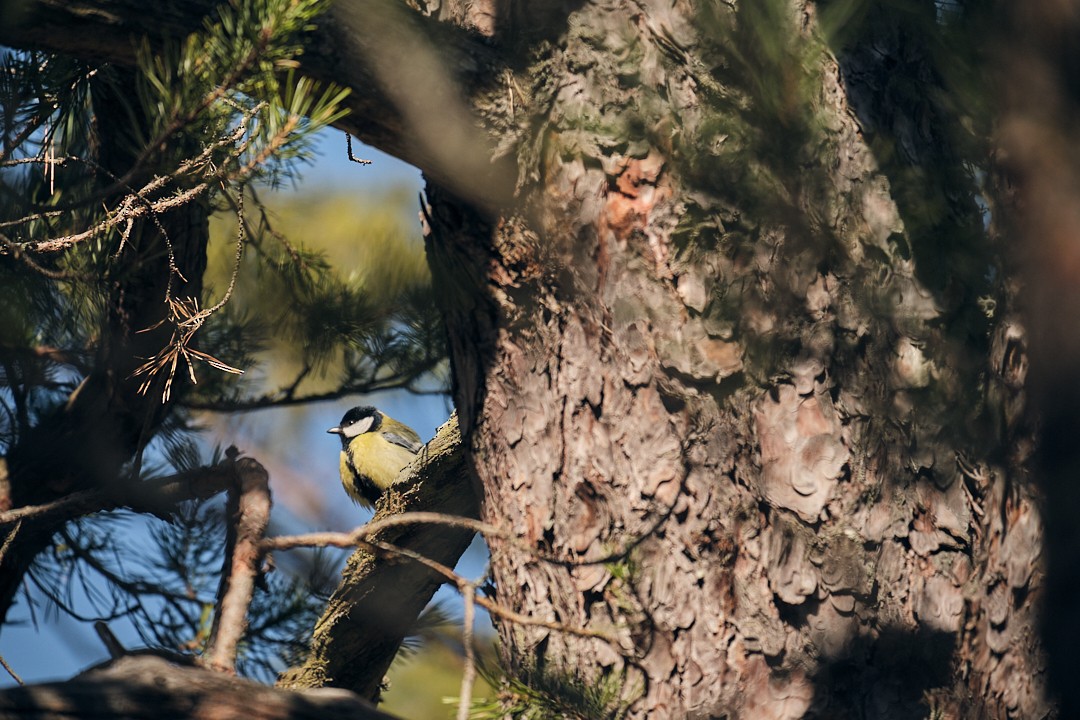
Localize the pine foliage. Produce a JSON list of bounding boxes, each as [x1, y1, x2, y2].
[[0, 0, 446, 675]]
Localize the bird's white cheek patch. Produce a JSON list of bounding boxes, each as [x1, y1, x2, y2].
[[343, 415, 376, 438]]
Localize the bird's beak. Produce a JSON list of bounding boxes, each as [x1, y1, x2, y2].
[[327, 426, 342, 435]]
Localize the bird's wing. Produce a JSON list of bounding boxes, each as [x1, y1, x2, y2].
[[384, 430, 423, 454]]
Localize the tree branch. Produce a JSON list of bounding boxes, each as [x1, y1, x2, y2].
[[0, 460, 247, 529], [180, 364, 445, 413], [0, 0, 515, 207], [0, 654, 398, 720], [204, 457, 272, 674]]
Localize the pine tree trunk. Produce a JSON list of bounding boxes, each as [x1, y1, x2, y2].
[[0, 0, 1055, 716], [425, 2, 1050, 717]]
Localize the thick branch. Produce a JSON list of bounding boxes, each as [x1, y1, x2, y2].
[[276, 413, 479, 701], [0, 654, 398, 720]]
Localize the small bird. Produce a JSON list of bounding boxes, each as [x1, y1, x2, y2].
[[327, 406, 423, 508]]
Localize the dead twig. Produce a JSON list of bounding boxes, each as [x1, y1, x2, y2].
[[0, 462, 242, 528], [263, 524, 616, 644], [0, 652, 23, 686], [367, 537, 615, 643], [264, 508, 669, 570], [131, 296, 245, 402], [456, 581, 477, 720], [0, 520, 21, 566], [345, 132, 372, 165], [203, 457, 272, 674]]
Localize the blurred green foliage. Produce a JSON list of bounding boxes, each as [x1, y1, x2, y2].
[[200, 187, 442, 404]]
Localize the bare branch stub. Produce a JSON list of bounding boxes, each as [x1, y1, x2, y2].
[[204, 458, 273, 674]]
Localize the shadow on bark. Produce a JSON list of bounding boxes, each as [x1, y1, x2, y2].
[[806, 623, 958, 719]]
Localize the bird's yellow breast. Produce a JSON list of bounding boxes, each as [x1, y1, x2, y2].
[[339, 432, 417, 507]]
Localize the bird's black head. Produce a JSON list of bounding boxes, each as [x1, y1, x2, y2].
[[327, 406, 382, 448]]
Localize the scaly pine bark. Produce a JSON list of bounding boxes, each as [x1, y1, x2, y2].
[[426, 1, 1049, 717]]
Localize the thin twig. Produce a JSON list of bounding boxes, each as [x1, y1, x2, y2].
[[201, 185, 247, 317], [0, 231, 83, 281], [57, 527, 202, 617], [94, 621, 127, 659], [367, 538, 615, 643], [0, 106, 49, 164], [26, 568, 138, 625], [260, 512, 500, 553], [264, 508, 668, 570], [0, 652, 23, 685], [345, 132, 372, 165], [0, 488, 103, 527], [0, 462, 240, 528], [239, 188, 306, 267], [5, 107, 255, 257], [262, 526, 615, 643], [17, 181, 212, 255], [179, 364, 444, 412], [457, 581, 477, 720], [41, 28, 272, 210], [0, 209, 64, 230]]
